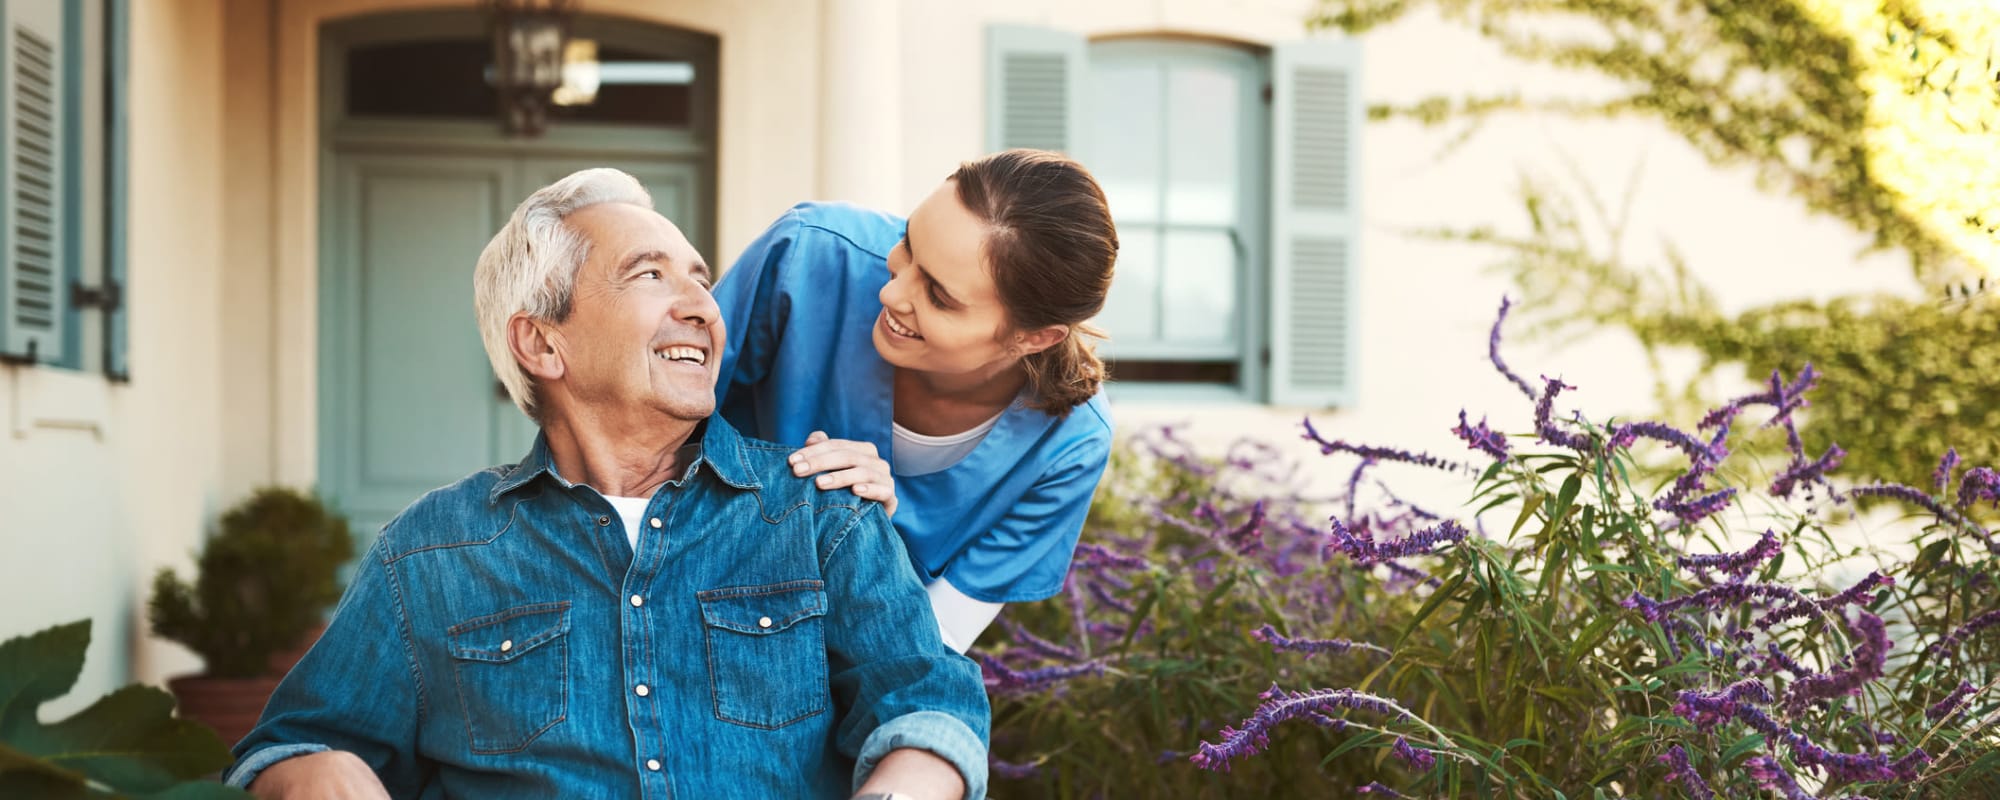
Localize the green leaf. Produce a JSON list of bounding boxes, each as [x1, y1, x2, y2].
[[1320, 730, 1385, 766], [1720, 733, 1766, 764], [0, 621, 241, 798], [1509, 493, 1548, 541]]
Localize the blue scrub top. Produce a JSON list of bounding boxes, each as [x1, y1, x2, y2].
[[711, 202, 1113, 604]]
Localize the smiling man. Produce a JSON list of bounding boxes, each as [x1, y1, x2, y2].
[[226, 169, 990, 800]]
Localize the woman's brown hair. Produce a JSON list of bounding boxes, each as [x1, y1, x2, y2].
[[951, 149, 1118, 415]]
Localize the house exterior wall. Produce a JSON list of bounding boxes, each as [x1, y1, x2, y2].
[[0, 0, 1925, 701], [0, 0, 229, 708]]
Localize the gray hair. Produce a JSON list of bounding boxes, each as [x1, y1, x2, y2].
[[475, 168, 653, 420]]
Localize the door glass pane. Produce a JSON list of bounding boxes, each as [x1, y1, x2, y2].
[[1087, 61, 1162, 224], [1160, 229, 1237, 346], [347, 40, 695, 126], [1165, 63, 1240, 226], [1094, 226, 1160, 342]]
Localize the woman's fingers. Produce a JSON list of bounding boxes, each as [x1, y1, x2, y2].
[[788, 436, 897, 517], [790, 438, 880, 476]]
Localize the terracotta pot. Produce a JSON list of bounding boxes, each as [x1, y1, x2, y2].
[[168, 675, 283, 748], [266, 621, 330, 677]]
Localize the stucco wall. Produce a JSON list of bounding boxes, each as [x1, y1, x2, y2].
[[0, 0, 228, 706]]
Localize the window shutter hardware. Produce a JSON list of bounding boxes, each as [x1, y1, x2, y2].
[[69, 277, 118, 311]]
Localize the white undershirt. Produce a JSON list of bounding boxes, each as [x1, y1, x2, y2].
[[605, 495, 650, 552], [927, 579, 1005, 653], [891, 412, 1003, 476]]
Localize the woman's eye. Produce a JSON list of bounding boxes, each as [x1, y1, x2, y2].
[[925, 280, 948, 309]]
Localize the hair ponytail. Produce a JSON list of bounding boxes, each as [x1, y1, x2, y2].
[[1020, 323, 1107, 414], [952, 149, 1119, 416]]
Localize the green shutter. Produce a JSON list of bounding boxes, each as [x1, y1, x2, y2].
[[1267, 38, 1361, 408], [1, 0, 65, 365], [985, 25, 1083, 154], [104, 0, 126, 380]]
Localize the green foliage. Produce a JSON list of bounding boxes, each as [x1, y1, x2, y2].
[[0, 620, 245, 798], [1442, 174, 2000, 488], [148, 488, 354, 679], [1311, 0, 2000, 282], [986, 396, 2000, 797]]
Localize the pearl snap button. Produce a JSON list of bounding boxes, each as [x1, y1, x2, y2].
[[649, 517, 662, 529], [630, 594, 644, 607], [635, 683, 650, 697], [499, 639, 513, 652], [646, 759, 661, 771], [758, 616, 773, 629]]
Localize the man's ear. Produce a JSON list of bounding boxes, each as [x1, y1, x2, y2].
[[508, 313, 566, 383], [1013, 324, 1068, 357]]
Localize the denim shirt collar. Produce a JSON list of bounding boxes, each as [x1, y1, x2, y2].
[[487, 415, 763, 504]]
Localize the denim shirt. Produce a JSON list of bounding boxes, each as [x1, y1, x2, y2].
[[226, 417, 990, 799]]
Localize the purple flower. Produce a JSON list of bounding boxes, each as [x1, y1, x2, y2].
[[1753, 571, 1894, 632], [974, 651, 1104, 695], [1074, 543, 1150, 571], [1846, 482, 1997, 552], [1959, 467, 2000, 511], [1782, 612, 1888, 714], [1355, 783, 1411, 798], [1326, 519, 1470, 564], [1533, 377, 1596, 452], [990, 758, 1041, 780], [1225, 500, 1267, 554], [1452, 410, 1510, 462], [1770, 444, 1846, 499], [1926, 680, 1977, 722], [1391, 737, 1436, 772], [1745, 756, 1812, 800], [1657, 745, 1714, 800], [1621, 582, 1808, 625], [1251, 624, 1392, 659], [1677, 529, 1782, 582], [1303, 417, 1471, 474], [998, 618, 1082, 663], [1609, 420, 1722, 462], [1936, 448, 1961, 493], [1086, 581, 1135, 615], [1654, 486, 1737, 527], [1191, 685, 1414, 772], [1929, 607, 2000, 658], [1488, 296, 1538, 401]]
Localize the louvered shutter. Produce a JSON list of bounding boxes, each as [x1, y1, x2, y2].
[[1267, 39, 1361, 407], [1, 0, 65, 364], [985, 25, 1083, 154], [105, 0, 127, 379]]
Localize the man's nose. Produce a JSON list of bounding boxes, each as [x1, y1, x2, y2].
[[680, 282, 720, 327]]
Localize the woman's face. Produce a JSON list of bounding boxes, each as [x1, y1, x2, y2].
[[873, 180, 1025, 379]]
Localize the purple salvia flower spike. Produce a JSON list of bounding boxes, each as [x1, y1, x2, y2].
[[1926, 680, 1977, 722], [1488, 296, 1538, 401], [1936, 447, 1961, 493], [1677, 528, 1782, 583], [1391, 737, 1436, 772], [1929, 607, 2000, 658], [1657, 745, 1715, 800], [1303, 417, 1472, 474], [1452, 410, 1511, 462], [1251, 624, 1392, 659]]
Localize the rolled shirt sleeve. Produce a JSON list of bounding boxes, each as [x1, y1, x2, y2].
[[821, 502, 991, 799]]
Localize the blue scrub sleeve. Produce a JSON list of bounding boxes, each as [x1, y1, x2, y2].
[[711, 208, 805, 410], [940, 439, 1112, 604]]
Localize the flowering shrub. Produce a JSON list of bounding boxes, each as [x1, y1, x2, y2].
[[980, 298, 1998, 798]]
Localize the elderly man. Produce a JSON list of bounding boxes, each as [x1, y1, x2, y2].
[[226, 169, 990, 799]]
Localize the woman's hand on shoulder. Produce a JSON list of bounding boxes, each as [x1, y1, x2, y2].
[[790, 431, 899, 517]]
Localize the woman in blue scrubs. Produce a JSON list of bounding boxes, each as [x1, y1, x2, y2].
[[711, 149, 1118, 652]]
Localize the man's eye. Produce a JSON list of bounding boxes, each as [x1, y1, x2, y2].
[[640, 269, 661, 280]]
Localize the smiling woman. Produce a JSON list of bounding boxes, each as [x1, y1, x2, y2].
[[712, 149, 1121, 651]]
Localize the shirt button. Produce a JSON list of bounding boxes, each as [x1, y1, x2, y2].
[[758, 616, 773, 629], [649, 517, 662, 529], [630, 594, 644, 607], [646, 759, 661, 772], [635, 684, 650, 697], [597, 515, 610, 526], [500, 639, 513, 652]]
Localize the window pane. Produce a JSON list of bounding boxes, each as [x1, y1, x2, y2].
[[1165, 63, 1241, 226], [1094, 226, 1160, 342], [1087, 61, 1161, 223], [347, 40, 695, 126], [1160, 229, 1238, 346]]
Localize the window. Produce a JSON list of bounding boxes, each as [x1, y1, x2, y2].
[[0, 0, 129, 378], [1086, 41, 1265, 392], [987, 26, 1361, 407]]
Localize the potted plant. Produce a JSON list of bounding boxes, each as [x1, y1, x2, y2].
[[149, 487, 353, 746]]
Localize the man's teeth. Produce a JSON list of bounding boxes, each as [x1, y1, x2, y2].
[[657, 346, 706, 365]]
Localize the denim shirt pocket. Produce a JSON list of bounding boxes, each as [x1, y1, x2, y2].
[[696, 580, 830, 729], [447, 601, 571, 754]]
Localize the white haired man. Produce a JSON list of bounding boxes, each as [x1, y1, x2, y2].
[[225, 169, 990, 799]]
